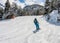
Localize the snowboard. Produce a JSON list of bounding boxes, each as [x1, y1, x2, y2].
[[33, 29, 40, 33]]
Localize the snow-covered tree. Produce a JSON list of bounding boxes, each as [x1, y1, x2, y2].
[[11, 2, 18, 12], [4, 0, 10, 13], [58, 1, 60, 14], [0, 7, 3, 20], [57, 1, 60, 22], [17, 6, 23, 16]]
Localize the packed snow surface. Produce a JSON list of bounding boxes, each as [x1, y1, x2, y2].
[[0, 16, 60, 43]]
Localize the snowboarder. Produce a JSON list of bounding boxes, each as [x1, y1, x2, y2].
[[33, 18, 40, 33]]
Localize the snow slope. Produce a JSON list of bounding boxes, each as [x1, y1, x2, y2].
[[0, 16, 60, 43], [28, 16, 60, 43]]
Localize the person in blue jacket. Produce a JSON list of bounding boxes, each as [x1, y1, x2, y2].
[[33, 18, 40, 33]]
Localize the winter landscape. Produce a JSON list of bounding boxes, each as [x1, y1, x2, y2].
[[0, 0, 60, 43]]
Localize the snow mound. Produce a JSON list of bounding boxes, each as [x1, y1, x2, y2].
[[49, 10, 58, 23], [44, 10, 60, 25]]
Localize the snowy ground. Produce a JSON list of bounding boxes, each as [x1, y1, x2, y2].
[[0, 16, 60, 43]]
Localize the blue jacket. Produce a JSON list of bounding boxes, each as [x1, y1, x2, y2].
[[34, 18, 39, 29]]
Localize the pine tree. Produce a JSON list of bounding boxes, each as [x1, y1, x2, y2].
[[17, 7, 22, 16], [58, 1, 60, 14], [12, 2, 18, 12], [45, 0, 50, 14], [4, 0, 10, 13], [0, 7, 3, 20], [57, 1, 60, 22]]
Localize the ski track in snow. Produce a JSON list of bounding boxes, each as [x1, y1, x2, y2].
[[0, 16, 60, 43]]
